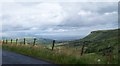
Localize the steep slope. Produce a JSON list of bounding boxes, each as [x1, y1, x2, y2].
[[81, 29, 119, 42], [67, 29, 119, 45], [64, 29, 119, 56], [80, 29, 119, 54]]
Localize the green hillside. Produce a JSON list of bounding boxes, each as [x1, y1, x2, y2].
[[64, 29, 119, 63], [64, 29, 119, 47], [81, 29, 119, 41], [82, 29, 119, 53], [65, 29, 119, 55]]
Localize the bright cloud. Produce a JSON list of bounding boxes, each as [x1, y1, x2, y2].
[[2, 2, 67, 30], [78, 10, 92, 16], [104, 11, 117, 15]]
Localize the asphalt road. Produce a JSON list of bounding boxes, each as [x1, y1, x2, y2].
[[2, 50, 51, 64]]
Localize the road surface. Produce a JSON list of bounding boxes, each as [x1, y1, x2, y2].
[[2, 50, 51, 64]]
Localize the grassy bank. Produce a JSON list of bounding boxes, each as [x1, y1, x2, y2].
[[2, 43, 113, 64]]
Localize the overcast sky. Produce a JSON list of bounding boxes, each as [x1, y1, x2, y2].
[[0, 0, 118, 40]]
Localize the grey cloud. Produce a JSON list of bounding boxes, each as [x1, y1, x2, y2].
[[57, 2, 117, 27], [1, 2, 118, 39], [2, 25, 31, 32]]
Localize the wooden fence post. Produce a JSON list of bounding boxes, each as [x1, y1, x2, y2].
[[81, 41, 86, 56], [16, 39, 18, 44], [107, 46, 113, 64], [24, 38, 25, 45], [52, 40, 55, 50], [33, 38, 36, 46], [6, 39, 7, 44], [108, 50, 112, 64], [11, 39, 12, 44], [2, 40, 4, 44]]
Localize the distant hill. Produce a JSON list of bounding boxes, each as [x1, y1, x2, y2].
[[66, 28, 119, 44], [18, 37, 53, 45], [80, 29, 119, 41], [2, 36, 65, 45], [63, 29, 119, 55], [83, 29, 119, 54]]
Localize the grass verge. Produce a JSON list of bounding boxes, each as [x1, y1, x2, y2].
[[2, 43, 115, 64]]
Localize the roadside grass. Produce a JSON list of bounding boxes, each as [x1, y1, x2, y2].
[[2, 43, 116, 64]]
